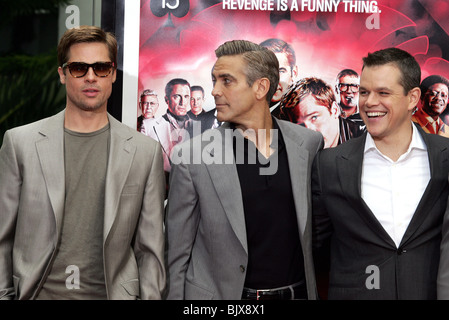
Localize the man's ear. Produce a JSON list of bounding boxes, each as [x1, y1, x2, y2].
[[330, 101, 340, 118], [254, 78, 270, 101], [292, 65, 298, 80], [408, 87, 421, 112], [58, 66, 66, 85]]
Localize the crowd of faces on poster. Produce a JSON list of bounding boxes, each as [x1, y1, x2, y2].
[[134, 0, 449, 171]]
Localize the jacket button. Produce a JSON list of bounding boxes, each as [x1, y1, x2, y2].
[[398, 249, 407, 255], [240, 265, 245, 273]]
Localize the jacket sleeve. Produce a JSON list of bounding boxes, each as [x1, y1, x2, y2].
[[438, 196, 449, 299], [0, 131, 21, 299], [133, 142, 167, 299], [164, 155, 200, 300], [311, 150, 332, 291]]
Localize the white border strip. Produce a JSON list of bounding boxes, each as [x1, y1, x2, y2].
[[121, 0, 140, 129]]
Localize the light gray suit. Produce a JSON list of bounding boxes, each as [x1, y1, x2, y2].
[[0, 110, 166, 300], [165, 118, 324, 299], [142, 113, 192, 173]]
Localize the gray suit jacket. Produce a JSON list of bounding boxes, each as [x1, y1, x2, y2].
[[165, 119, 324, 299], [0, 110, 166, 300]]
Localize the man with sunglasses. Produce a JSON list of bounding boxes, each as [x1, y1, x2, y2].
[[335, 69, 366, 138], [0, 26, 166, 300], [335, 69, 360, 118]]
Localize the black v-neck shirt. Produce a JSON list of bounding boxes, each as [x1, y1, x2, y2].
[[234, 120, 305, 289]]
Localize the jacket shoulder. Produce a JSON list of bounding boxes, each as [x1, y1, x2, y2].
[[111, 116, 161, 148], [317, 133, 366, 161], [277, 119, 322, 140], [4, 112, 64, 139]]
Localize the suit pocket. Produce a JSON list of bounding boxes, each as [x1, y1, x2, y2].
[[121, 278, 140, 297], [13, 275, 20, 298], [122, 184, 140, 195], [185, 280, 214, 300]]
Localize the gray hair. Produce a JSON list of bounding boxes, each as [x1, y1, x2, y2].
[[215, 40, 279, 103]]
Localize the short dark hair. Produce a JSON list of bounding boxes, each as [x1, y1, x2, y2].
[[362, 47, 421, 95], [215, 40, 279, 103], [165, 78, 191, 98], [260, 38, 297, 72], [190, 85, 205, 97], [336, 69, 359, 81], [420, 75, 449, 99]]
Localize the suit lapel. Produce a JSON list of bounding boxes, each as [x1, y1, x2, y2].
[[336, 133, 396, 247], [277, 121, 309, 236], [400, 128, 449, 246], [103, 114, 136, 241], [35, 111, 66, 238], [205, 124, 248, 253]]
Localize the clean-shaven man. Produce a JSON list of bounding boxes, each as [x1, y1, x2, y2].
[[312, 47, 449, 300], [165, 40, 323, 300]]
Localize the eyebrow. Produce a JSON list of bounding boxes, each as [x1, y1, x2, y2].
[[359, 86, 391, 91], [212, 72, 236, 80]]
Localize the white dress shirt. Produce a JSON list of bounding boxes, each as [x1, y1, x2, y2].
[[361, 124, 430, 247]]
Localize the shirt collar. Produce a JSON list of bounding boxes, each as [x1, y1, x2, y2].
[[364, 123, 427, 160]]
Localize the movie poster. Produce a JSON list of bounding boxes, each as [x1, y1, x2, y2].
[[133, 0, 449, 167]]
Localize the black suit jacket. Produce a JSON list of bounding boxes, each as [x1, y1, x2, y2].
[[312, 124, 449, 300]]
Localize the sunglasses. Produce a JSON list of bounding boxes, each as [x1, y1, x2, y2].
[[62, 61, 115, 78], [338, 83, 360, 93]]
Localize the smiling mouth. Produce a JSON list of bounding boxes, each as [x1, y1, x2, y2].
[[366, 112, 387, 118]]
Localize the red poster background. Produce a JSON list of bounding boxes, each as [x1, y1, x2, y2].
[[137, 0, 449, 121]]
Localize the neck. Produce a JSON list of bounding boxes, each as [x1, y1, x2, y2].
[[341, 104, 357, 117], [234, 106, 274, 158], [64, 105, 109, 133], [372, 123, 413, 162]]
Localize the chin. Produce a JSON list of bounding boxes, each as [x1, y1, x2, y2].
[[216, 113, 227, 123], [77, 104, 105, 112]]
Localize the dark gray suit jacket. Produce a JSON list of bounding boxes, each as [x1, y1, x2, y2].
[[313, 124, 449, 300], [165, 119, 324, 299]]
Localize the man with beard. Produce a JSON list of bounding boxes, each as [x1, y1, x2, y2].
[[412, 74, 449, 138], [0, 26, 166, 300]]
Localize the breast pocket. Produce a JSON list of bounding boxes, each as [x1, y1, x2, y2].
[[121, 184, 140, 195]]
